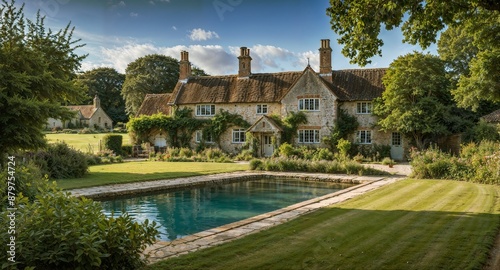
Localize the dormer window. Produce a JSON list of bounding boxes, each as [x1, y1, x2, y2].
[[196, 104, 216, 116], [357, 102, 373, 114]]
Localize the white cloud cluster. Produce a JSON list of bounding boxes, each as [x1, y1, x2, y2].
[[189, 28, 220, 41], [81, 42, 322, 75]]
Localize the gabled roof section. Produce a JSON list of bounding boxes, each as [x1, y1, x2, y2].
[[136, 93, 172, 116], [66, 105, 97, 119], [482, 109, 500, 123], [247, 115, 284, 133], [330, 68, 387, 101], [171, 72, 302, 105]]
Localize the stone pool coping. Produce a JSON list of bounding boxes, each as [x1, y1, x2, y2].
[[67, 172, 403, 264]]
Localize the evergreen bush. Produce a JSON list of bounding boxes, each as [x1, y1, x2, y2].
[[103, 134, 123, 155], [32, 142, 88, 179]]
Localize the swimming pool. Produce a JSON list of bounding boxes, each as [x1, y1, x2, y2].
[[101, 178, 355, 241]]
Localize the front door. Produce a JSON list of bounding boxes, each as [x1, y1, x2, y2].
[[263, 135, 273, 157], [390, 132, 404, 161]]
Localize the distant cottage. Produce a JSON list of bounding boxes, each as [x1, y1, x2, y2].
[[137, 39, 408, 160], [47, 95, 113, 130]]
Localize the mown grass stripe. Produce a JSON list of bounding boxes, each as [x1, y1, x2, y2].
[[341, 181, 467, 269], [145, 180, 500, 270]]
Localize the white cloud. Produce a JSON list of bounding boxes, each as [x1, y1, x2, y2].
[[188, 28, 220, 41], [130, 12, 138, 17], [172, 26, 177, 31], [81, 41, 327, 75]]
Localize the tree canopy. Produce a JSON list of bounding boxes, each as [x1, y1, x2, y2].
[[438, 9, 499, 110], [374, 52, 458, 149], [0, 0, 85, 159], [326, 0, 499, 108], [75, 67, 127, 123], [121, 54, 180, 117]]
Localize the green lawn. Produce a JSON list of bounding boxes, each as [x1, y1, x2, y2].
[[45, 133, 130, 153], [146, 179, 500, 270], [57, 162, 248, 189]]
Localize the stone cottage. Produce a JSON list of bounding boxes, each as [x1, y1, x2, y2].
[[137, 39, 408, 160], [47, 95, 113, 130]]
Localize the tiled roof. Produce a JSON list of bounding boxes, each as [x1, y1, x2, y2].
[[330, 68, 386, 101], [482, 109, 500, 123], [136, 94, 172, 116], [66, 105, 96, 119], [171, 72, 303, 104]]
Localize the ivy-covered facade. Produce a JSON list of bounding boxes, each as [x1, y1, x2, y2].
[[134, 39, 409, 160]]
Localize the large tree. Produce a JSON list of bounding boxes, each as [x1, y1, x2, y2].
[[374, 53, 457, 149], [326, 0, 499, 107], [121, 54, 180, 116], [75, 67, 127, 123], [438, 9, 499, 110], [0, 0, 85, 160]]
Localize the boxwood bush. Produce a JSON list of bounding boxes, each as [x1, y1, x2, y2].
[[103, 134, 123, 155]]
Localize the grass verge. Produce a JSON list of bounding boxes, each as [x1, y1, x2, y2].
[[146, 180, 500, 270], [57, 162, 248, 190], [45, 133, 129, 153]]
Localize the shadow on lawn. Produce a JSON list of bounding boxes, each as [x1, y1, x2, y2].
[[146, 207, 500, 270]]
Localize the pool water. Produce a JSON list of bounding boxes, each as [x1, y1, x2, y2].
[[101, 179, 354, 241]]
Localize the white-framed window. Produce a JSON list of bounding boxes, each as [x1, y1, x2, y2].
[[298, 98, 320, 111], [356, 130, 372, 144], [195, 130, 213, 143], [232, 129, 246, 143], [298, 129, 320, 143], [196, 104, 216, 116], [356, 102, 373, 114], [256, 104, 268, 114]]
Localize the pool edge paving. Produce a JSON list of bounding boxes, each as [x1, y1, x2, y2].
[[68, 172, 404, 264]]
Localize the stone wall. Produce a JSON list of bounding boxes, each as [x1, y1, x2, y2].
[[281, 68, 338, 148]]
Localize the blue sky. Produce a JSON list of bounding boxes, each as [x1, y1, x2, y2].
[[18, 0, 437, 75]]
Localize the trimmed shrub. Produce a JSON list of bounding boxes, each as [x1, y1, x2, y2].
[[32, 142, 88, 179], [121, 145, 133, 157], [103, 134, 123, 155]]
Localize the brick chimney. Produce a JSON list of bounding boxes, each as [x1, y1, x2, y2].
[[179, 50, 191, 81], [238, 47, 252, 78], [319, 39, 332, 81]]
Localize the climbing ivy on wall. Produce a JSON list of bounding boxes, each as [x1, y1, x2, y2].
[[127, 108, 205, 147], [269, 111, 308, 144], [203, 109, 250, 145], [323, 108, 359, 151], [127, 108, 249, 148]]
